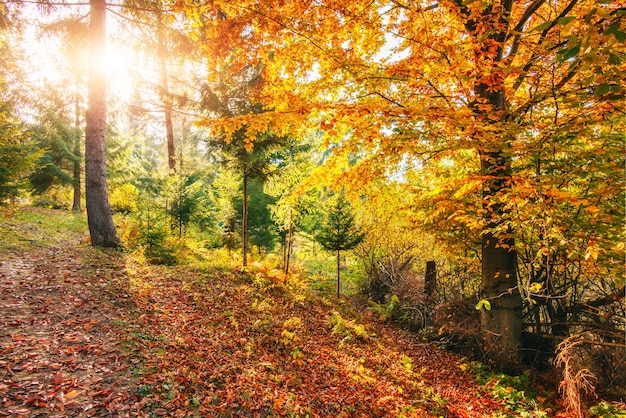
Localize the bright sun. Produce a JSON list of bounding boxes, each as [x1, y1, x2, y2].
[[22, 9, 135, 106]]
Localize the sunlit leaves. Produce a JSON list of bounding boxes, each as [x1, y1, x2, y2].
[[174, 0, 626, 354]]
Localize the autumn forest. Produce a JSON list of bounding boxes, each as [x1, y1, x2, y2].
[[0, 0, 624, 416]]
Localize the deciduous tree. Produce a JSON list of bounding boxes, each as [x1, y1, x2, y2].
[[183, 0, 624, 364]]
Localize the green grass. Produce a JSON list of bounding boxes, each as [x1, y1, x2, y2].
[[0, 206, 87, 250]]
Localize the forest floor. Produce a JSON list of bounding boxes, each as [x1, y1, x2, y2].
[[0, 207, 589, 417]]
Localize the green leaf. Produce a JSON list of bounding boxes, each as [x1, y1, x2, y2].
[[595, 83, 610, 96], [584, 8, 597, 23], [531, 21, 553, 32], [475, 299, 491, 311], [604, 22, 619, 35], [557, 16, 576, 26], [559, 44, 580, 61], [608, 53, 622, 65], [615, 31, 626, 43]]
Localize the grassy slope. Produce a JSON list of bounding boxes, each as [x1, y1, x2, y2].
[[1, 206, 567, 417], [0, 206, 88, 251]]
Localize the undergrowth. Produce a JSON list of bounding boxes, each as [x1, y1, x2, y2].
[[466, 361, 551, 417]]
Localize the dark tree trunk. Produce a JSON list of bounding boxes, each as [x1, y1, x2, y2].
[[424, 260, 437, 298], [85, 0, 119, 248], [478, 143, 522, 359], [284, 210, 293, 275], [285, 223, 293, 274], [475, 85, 523, 358], [282, 232, 287, 268]]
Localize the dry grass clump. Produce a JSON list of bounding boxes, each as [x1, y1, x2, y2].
[[555, 334, 597, 418]]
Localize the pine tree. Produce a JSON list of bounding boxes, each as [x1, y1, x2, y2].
[[84, 0, 119, 247], [316, 194, 365, 298]]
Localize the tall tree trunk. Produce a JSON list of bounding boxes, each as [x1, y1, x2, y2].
[[72, 78, 81, 212], [456, 0, 522, 364], [242, 168, 248, 267], [85, 0, 119, 248], [157, 23, 175, 172], [474, 78, 523, 362], [282, 232, 287, 268], [479, 147, 522, 359]]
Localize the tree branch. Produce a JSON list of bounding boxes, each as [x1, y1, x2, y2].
[[511, 0, 580, 93], [567, 286, 625, 316], [506, 0, 547, 60]]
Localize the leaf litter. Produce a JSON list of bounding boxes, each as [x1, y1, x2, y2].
[[0, 210, 509, 417]]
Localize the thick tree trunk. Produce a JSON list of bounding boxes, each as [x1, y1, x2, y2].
[[479, 146, 523, 361], [85, 0, 119, 248], [424, 260, 437, 299], [454, 0, 523, 364], [474, 67, 522, 361]]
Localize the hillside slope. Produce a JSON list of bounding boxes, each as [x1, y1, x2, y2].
[[1, 207, 550, 417]]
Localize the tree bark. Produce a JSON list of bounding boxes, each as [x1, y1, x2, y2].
[[477, 116, 522, 361], [85, 0, 119, 248], [424, 260, 437, 299], [157, 22, 176, 172], [72, 78, 81, 212]]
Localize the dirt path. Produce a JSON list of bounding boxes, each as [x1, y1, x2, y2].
[[0, 243, 138, 417]]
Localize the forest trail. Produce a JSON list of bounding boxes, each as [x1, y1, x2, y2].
[[0, 232, 137, 416], [0, 207, 542, 417]]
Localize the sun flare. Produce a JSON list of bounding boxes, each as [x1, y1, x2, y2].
[[21, 15, 136, 105]]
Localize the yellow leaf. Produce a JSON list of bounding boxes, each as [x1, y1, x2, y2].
[[585, 246, 599, 261]]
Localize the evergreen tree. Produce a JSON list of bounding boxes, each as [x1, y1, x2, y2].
[[28, 115, 79, 197], [84, 0, 119, 247], [202, 63, 289, 266], [316, 194, 365, 298]]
